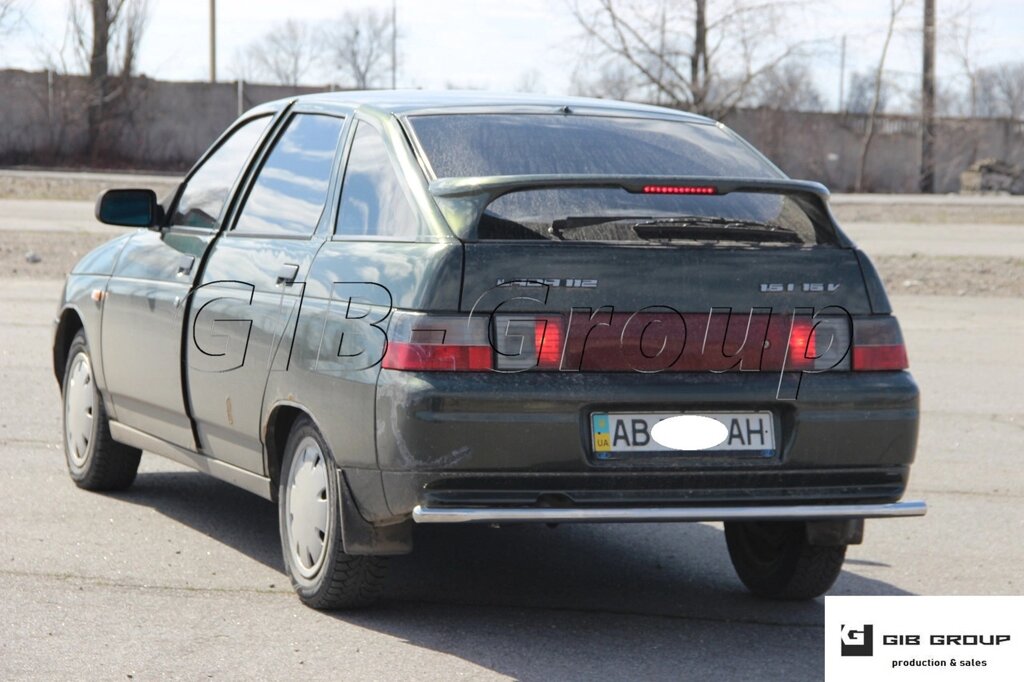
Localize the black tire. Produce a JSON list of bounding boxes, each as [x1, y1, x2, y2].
[[61, 330, 142, 491], [725, 521, 846, 600], [278, 416, 387, 609]]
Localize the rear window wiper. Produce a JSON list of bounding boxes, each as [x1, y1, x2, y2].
[[631, 216, 803, 244], [548, 215, 655, 240], [547, 215, 803, 243]]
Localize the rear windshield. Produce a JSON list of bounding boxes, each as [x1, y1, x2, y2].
[[410, 114, 828, 246], [410, 114, 781, 178]]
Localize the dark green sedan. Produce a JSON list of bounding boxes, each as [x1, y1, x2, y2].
[[53, 91, 924, 608]]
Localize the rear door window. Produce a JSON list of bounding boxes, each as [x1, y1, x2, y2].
[[335, 121, 429, 240], [233, 113, 346, 237]]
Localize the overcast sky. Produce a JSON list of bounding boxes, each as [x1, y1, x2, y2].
[[3, 0, 1023, 110]]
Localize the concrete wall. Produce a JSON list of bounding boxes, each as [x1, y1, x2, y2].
[[723, 108, 1024, 193], [1, 69, 1022, 192], [0, 69, 327, 170]]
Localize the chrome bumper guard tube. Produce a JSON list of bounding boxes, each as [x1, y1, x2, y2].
[[411, 500, 927, 524]]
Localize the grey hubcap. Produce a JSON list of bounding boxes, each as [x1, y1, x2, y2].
[[65, 351, 96, 468], [285, 436, 330, 579]]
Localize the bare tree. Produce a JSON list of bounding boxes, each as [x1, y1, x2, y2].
[[0, 0, 23, 40], [234, 19, 318, 86], [854, 0, 912, 192], [942, 1, 981, 117], [514, 68, 545, 94], [748, 60, 824, 111], [570, 61, 636, 101], [566, 0, 817, 118], [976, 63, 1024, 120], [62, 0, 151, 162], [845, 71, 891, 114], [67, 0, 149, 76], [323, 9, 394, 89]]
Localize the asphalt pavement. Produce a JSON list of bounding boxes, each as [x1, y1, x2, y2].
[[0, 200, 103, 234], [0, 193, 1022, 679]]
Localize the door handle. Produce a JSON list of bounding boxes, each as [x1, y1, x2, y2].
[[177, 255, 195, 276], [276, 263, 299, 286]]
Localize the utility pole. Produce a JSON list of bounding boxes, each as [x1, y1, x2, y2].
[[692, 0, 707, 112], [390, 0, 397, 89], [656, 0, 666, 105], [920, 0, 936, 193], [209, 0, 217, 83], [839, 35, 846, 111]]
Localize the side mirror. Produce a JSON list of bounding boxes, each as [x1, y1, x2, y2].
[[95, 189, 162, 228]]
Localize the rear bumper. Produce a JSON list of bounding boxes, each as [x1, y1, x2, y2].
[[372, 368, 920, 518], [375, 369, 919, 470], [412, 500, 927, 524]]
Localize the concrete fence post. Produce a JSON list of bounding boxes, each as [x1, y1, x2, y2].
[[46, 69, 54, 123], [237, 80, 244, 116]]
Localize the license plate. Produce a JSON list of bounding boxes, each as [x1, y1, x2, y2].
[[591, 411, 775, 457]]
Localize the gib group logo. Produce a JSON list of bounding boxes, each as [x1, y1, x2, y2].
[[825, 597, 1024, 681], [840, 624, 874, 657]]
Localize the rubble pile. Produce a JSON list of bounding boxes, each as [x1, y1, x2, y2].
[[959, 158, 1024, 194]]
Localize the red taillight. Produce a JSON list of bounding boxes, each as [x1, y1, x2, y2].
[[383, 313, 567, 372], [492, 314, 565, 371], [559, 312, 849, 372], [853, 345, 908, 370], [382, 343, 492, 371], [642, 185, 717, 195], [852, 316, 908, 370], [379, 311, 892, 373], [534, 317, 563, 369], [382, 314, 492, 371], [786, 319, 817, 370]]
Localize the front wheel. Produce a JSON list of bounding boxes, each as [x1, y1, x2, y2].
[[62, 330, 141, 491], [278, 416, 387, 609], [725, 521, 846, 600]]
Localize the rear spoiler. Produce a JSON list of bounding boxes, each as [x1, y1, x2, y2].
[[427, 174, 834, 239]]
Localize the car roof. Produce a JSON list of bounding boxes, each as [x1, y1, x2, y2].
[[249, 90, 715, 124]]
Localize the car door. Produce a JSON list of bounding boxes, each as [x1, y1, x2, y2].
[[185, 111, 348, 472], [102, 114, 275, 449]]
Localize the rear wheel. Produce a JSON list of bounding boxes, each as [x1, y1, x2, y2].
[[278, 416, 386, 609], [61, 330, 141, 491], [725, 521, 846, 600]]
